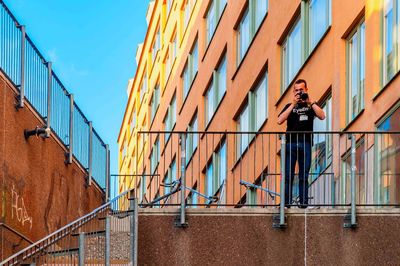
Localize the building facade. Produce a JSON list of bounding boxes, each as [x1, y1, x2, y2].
[[118, 0, 399, 207]]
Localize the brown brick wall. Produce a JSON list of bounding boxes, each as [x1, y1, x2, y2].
[[0, 72, 104, 260]]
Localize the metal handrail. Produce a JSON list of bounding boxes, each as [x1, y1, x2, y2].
[[137, 130, 400, 134], [1, 190, 131, 265]]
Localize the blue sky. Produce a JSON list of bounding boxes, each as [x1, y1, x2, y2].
[[5, 0, 149, 182]]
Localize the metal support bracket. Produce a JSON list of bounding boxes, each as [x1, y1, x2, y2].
[[174, 215, 188, 228], [272, 214, 287, 229], [343, 212, 358, 229]]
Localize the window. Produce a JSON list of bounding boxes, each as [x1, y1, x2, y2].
[[167, 31, 177, 81], [347, 21, 365, 122], [164, 158, 176, 196], [255, 0, 268, 28], [237, 105, 250, 157], [246, 188, 257, 206], [205, 141, 227, 200], [183, 0, 196, 30], [167, 0, 173, 15], [236, 71, 268, 158], [281, 0, 331, 91], [130, 109, 136, 135], [182, 39, 199, 100], [254, 73, 268, 130], [375, 104, 400, 204], [236, 0, 268, 63], [121, 138, 127, 161], [205, 83, 215, 124], [140, 168, 147, 202], [311, 95, 332, 180], [238, 9, 250, 64], [282, 18, 302, 91], [165, 51, 171, 81], [383, 0, 396, 84], [206, 0, 227, 44], [164, 94, 176, 141], [152, 26, 161, 63], [341, 138, 366, 204], [187, 186, 199, 208], [140, 71, 147, 104], [150, 83, 160, 123], [186, 113, 198, 164], [205, 55, 227, 125], [172, 31, 177, 61], [150, 138, 160, 174], [308, 0, 330, 50]]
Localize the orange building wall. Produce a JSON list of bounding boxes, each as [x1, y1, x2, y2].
[[119, 0, 400, 204]]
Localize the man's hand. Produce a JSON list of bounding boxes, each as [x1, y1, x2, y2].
[[292, 94, 300, 105]]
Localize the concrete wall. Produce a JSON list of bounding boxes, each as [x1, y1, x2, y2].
[[0, 72, 104, 259], [138, 208, 400, 266]]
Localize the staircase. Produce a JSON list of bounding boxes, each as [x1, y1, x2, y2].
[[0, 191, 138, 266]]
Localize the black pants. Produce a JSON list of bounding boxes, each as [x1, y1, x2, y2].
[[285, 141, 312, 206]]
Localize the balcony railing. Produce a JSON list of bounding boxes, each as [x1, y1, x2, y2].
[[115, 131, 399, 226]]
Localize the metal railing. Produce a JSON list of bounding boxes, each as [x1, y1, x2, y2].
[[0, 190, 138, 266], [0, 1, 109, 191], [116, 131, 399, 227]]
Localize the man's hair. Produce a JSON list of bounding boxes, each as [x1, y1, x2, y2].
[[294, 79, 307, 88]]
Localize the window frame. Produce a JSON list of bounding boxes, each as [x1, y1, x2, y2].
[[346, 19, 366, 124], [310, 94, 333, 181], [235, 70, 268, 159], [281, 0, 331, 93], [205, 140, 227, 201], [182, 37, 199, 101], [374, 102, 400, 204], [236, 0, 269, 65], [205, 0, 228, 46], [204, 53, 227, 126], [382, 0, 398, 87], [186, 112, 198, 165]]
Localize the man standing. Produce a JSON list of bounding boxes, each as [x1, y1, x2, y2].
[[277, 79, 325, 208]]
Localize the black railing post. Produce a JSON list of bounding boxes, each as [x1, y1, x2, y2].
[[350, 134, 357, 226], [105, 144, 110, 201], [17, 25, 25, 109], [279, 134, 287, 227], [179, 133, 187, 227], [88, 121, 93, 186], [46, 61, 52, 138], [67, 94, 74, 164]]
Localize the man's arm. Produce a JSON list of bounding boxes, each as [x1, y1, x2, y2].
[[277, 103, 295, 125], [310, 102, 325, 120]]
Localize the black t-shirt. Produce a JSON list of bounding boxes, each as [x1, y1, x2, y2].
[[279, 102, 316, 143]]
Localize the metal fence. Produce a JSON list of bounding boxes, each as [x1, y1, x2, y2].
[[115, 131, 399, 226], [0, 190, 137, 266], [0, 1, 109, 191]]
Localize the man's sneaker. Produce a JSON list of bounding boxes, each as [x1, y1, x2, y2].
[[298, 204, 308, 209]]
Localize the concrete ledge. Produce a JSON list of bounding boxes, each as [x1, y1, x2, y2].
[[138, 207, 400, 216]]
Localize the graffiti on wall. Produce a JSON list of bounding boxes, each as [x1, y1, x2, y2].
[[11, 184, 33, 230]]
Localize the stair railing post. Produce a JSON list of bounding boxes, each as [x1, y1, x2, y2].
[[105, 215, 111, 266], [130, 194, 138, 266], [78, 232, 85, 266]]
